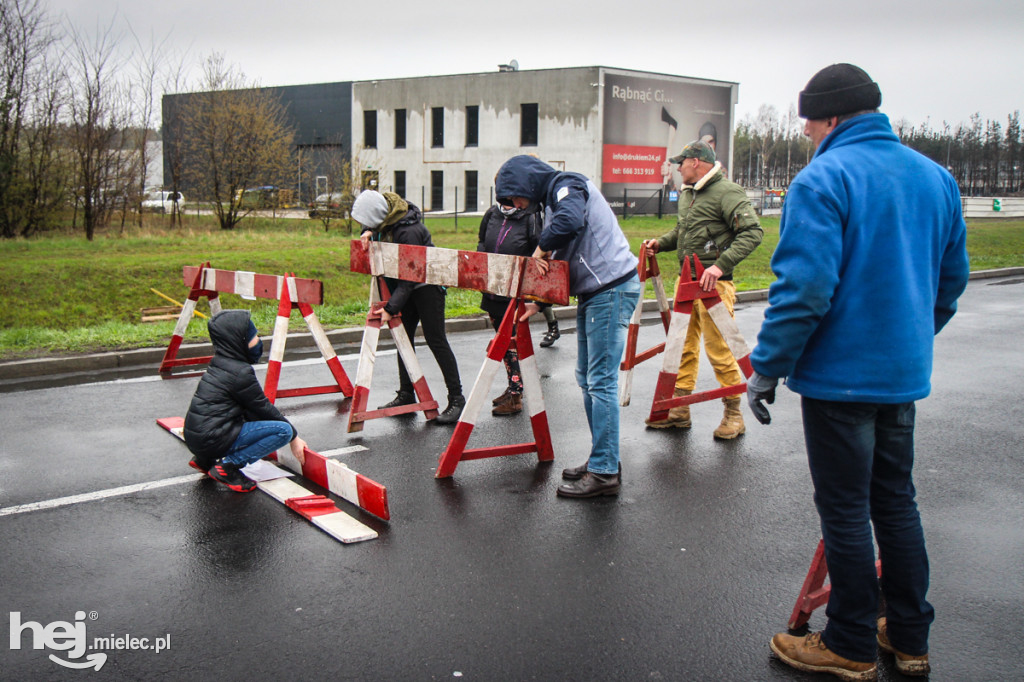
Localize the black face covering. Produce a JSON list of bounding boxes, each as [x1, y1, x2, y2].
[[246, 321, 263, 364]]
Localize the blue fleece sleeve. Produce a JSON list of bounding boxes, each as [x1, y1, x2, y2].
[[538, 179, 588, 252], [750, 183, 843, 379], [934, 197, 969, 334]]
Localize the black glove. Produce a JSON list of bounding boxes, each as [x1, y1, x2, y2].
[[746, 371, 778, 425]]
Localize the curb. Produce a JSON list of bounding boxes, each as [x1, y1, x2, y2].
[[2, 267, 1020, 384]]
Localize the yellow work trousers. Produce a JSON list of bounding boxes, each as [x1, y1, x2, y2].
[[675, 279, 743, 392]]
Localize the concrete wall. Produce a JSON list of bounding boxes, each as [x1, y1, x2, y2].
[[352, 67, 602, 213]]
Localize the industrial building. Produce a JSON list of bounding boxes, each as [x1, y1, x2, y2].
[[162, 65, 738, 214]]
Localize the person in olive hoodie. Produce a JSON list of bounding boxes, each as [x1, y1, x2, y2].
[[183, 310, 306, 492], [353, 189, 465, 424], [642, 139, 762, 439]]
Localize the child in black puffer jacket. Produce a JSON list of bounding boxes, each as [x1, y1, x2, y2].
[[183, 309, 306, 492]]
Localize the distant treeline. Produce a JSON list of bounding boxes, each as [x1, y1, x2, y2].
[[732, 105, 1023, 196]]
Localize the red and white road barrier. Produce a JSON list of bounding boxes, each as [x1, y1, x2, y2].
[[435, 297, 554, 478], [156, 417, 381, 543], [646, 255, 753, 425], [275, 445, 390, 521], [159, 262, 223, 374], [788, 539, 882, 629], [181, 265, 323, 304], [347, 278, 439, 432], [263, 273, 354, 402], [619, 245, 673, 406], [350, 241, 570, 305]]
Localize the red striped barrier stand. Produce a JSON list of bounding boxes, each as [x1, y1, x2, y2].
[[788, 539, 883, 629], [159, 262, 223, 374], [347, 278, 439, 432], [619, 244, 673, 406], [155, 417, 378, 543], [263, 273, 354, 403], [435, 297, 554, 479], [645, 255, 754, 425]]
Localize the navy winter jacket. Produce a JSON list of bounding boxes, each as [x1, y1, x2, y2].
[[495, 155, 637, 297]]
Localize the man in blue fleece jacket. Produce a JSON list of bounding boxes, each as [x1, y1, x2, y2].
[[748, 64, 969, 680]]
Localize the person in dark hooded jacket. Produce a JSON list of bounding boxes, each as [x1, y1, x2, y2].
[[353, 189, 465, 424], [495, 155, 640, 499], [183, 309, 306, 492], [476, 199, 551, 416]]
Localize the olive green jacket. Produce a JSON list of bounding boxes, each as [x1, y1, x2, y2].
[[655, 165, 763, 278]]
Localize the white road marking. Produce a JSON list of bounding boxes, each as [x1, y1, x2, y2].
[[0, 474, 205, 518]]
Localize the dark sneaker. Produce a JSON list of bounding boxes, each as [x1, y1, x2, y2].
[[556, 472, 620, 498], [540, 322, 560, 348], [492, 392, 522, 416], [770, 631, 877, 681], [208, 460, 257, 493], [435, 395, 466, 425], [877, 618, 930, 676], [378, 390, 415, 410], [188, 456, 210, 473]]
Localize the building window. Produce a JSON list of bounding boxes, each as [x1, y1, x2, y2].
[[431, 107, 444, 148], [521, 103, 538, 146], [363, 110, 377, 149], [394, 109, 406, 149], [465, 105, 479, 147], [431, 170, 443, 211], [394, 171, 406, 198], [465, 171, 478, 211]]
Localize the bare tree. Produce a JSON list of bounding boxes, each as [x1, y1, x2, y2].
[[65, 17, 135, 240], [160, 49, 192, 227], [179, 53, 295, 230], [126, 26, 169, 227], [0, 0, 69, 238]]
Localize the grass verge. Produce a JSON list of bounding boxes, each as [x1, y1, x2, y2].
[[1, 213, 1021, 359]]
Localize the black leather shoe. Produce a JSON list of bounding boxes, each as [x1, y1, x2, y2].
[[378, 390, 415, 410], [435, 395, 466, 425], [556, 472, 620, 498], [562, 462, 621, 481]]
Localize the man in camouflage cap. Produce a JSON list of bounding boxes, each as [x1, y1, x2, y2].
[[643, 139, 762, 439]]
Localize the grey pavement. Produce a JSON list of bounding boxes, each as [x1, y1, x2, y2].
[[0, 275, 1022, 680]]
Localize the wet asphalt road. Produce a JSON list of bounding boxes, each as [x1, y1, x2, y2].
[[1, 277, 1022, 681]]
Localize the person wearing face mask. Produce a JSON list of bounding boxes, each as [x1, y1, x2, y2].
[[183, 309, 306, 492], [476, 198, 550, 416]]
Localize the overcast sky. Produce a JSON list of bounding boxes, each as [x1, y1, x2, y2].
[[53, 0, 1023, 130]]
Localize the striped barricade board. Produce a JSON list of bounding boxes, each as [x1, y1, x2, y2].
[[155, 417, 379, 543], [350, 241, 570, 306]]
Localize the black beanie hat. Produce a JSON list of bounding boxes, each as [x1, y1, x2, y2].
[[798, 64, 881, 120]]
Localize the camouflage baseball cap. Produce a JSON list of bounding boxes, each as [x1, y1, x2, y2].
[[669, 140, 716, 164]]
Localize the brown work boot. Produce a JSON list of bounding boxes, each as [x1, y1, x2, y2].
[[877, 618, 930, 676], [770, 631, 877, 681], [492, 387, 513, 406], [644, 389, 692, 429], [713, 395, 746, 440], [492, 392, 523, 416]]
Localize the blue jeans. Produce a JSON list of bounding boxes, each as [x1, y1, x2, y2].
[[802, 397, 933, 662], [221, 421, 294, 468], [575, 275, 641, 475]]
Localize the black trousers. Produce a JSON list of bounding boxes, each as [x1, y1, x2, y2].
[[396, 285, 462, 398]]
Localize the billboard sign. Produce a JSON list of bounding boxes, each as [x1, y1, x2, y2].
[[602, 72, 734, 197]]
